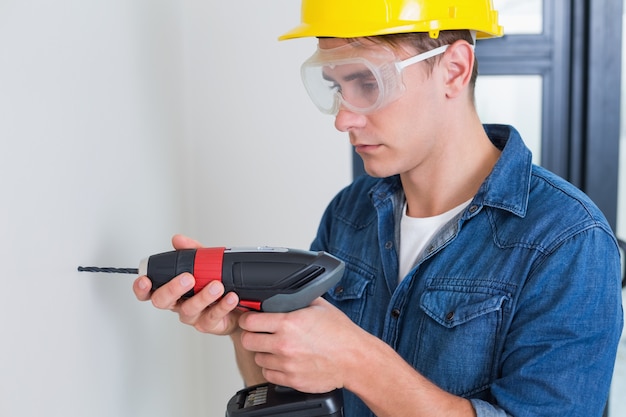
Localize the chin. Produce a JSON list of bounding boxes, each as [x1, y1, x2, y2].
[[362, 164, 396, 179]]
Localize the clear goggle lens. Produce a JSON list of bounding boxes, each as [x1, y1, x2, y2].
[[301, 43, 450, 115]]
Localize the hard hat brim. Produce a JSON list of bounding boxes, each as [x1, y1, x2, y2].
[[279, 21, 503, 41]]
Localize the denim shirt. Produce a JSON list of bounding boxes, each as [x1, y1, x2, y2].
[[310, 125, 623, 417]]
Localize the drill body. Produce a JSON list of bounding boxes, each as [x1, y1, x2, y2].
[[140, 247, 345, 312]]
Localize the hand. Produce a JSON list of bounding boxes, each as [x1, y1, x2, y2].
[[132, 234, 243, 336], [238, 297, 364, 393]]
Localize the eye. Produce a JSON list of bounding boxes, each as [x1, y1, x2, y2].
[[321, 77, 341, 94], [354, 76, 379, 99], [358, 80, 378, 95]]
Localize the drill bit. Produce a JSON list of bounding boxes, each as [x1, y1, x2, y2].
[[77, 266, 139, 274]]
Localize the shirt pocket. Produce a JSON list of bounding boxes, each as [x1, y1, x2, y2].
[[415, 281, 512, 397], [324, 262, 374, 325]]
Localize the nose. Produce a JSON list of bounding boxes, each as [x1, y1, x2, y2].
[[334, 106, 367, 132]]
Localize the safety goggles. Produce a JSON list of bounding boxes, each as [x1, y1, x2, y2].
[[301, 42, 450, 115]]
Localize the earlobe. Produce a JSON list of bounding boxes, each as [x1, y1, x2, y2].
[[443, 40, 474, 99]]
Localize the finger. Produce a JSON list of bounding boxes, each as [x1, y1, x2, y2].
[[261, 368, 290, 389], [240, 328, 284, 355], [178, 281, 227, 319], [133, 276, 153, 301], [150, 272, 195, 310], [239, 311, 285, 334], [171, 234, 203, 250], [254, 353, 289, 375], [190, 292, 241, 334]]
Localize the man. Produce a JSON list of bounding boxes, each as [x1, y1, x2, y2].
[[134, 1, 624, 415]]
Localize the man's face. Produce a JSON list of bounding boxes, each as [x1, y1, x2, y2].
[[317, 37, 447, 179]]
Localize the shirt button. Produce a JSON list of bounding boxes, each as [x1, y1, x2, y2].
[[385, 241, 393, 250], [469, 205, 479, 213], [334, 286, 344, 296], [445, 311, 455, 321], [391, 308, 401, 318]]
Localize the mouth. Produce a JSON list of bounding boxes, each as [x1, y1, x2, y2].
[[349, 131, 383, 154], [353, 143, 382, 154]]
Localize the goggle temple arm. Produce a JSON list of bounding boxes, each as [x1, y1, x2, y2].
[[395, 44, 451, 71], [395, 39, 477, 72]]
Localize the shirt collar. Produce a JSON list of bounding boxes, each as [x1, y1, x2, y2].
[[474, 124, 532, 218], [368, 124, 533, 218]]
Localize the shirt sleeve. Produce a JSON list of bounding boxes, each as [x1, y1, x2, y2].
[[471, 399, 512, 417]]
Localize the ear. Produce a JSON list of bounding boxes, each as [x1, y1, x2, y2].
[[441, 40, 475, 99]]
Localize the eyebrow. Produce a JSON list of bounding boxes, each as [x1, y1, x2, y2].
[[323, 69, 375, 83]]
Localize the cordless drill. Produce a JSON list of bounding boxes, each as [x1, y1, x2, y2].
[[79, 246, 346, 415], [79, 246, 345, 312]]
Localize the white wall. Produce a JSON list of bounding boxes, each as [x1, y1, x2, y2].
[[177, 1, 351, 247], [0, 1, 351, 417]]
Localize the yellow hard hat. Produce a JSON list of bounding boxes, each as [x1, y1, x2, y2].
[[279, 0, 503, 41]]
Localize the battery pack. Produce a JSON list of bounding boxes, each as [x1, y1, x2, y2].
[[225, 383, 343, 417]]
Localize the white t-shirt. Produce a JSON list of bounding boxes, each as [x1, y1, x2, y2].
[[398, 199, 472, 282]]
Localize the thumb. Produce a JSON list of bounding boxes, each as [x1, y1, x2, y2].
[[171, 234, 204, 250]]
